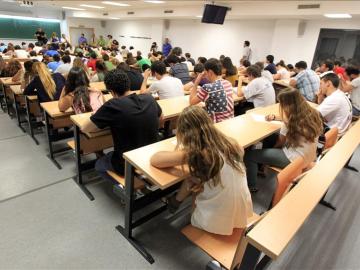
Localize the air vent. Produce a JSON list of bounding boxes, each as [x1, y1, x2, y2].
[[127, 11, 134, 15], [164, 10, 173, 14], [298, 4, 320, 9]]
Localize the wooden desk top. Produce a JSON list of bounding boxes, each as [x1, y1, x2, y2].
[[0, 77, 21, 86], [90, 82, 107, 92], [123, 113, 281, 189], [26, 95, 38, 101], [40, 101, 74, 118], [247, 120, 360, 259], [10, 85, 22, 95]]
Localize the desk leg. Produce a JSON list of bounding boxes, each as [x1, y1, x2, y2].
[[344, 154, 358, 172], [73, 125, 95, 201], [116, 161, 155, 264], [14, 95, 26, 133], [25, 97, 39, 145], [44, 112, 62, 169], [0, 84, 5, 112], [4, 86, 12, 117], [237, 244, 266, 270]]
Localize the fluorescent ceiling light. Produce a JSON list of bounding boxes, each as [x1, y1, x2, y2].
[[102, 1, 130, 7], [196, 15, 202, 18], [108, 17, 120, 19], [80, 4, 104, 9], [144, 1, 165, 4], [0, 14, 60, 22], [324, 13, 352, 18], [62, 6, 86, 11]]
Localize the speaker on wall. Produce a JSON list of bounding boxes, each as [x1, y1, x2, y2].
[[298, 20, 307, 37]]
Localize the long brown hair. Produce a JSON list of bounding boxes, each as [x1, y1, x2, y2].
[[278, 88, 323, 147], [73, 57, 90, 76], [4, 60, 22, 77], [176, 106, 244, 187], [32, 62, 56, 100]]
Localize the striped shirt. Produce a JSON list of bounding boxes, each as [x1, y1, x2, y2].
[[197, 79, 234, 123]]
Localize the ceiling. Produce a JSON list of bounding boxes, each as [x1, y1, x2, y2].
[[2, 0, 360, 20]]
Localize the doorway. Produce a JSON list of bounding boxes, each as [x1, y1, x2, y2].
[[69, 27, 94, 47]]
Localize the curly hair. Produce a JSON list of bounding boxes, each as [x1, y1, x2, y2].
[[278, 88, 323, 148], [104, 69, 130, 96], [176, 106, 244, 188]]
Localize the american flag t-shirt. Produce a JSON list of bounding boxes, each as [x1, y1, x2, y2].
[[197, 79, 234, 123]]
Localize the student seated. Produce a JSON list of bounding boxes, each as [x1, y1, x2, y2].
[[73, 57, 91, 79], [244, 88, 323, 192], [316, 60, 334, 78], [167, 54, 192, 85], [238, 65, 275, 108], [102, 54, 115, 71], [185, 52, 195, 66], [190, 58, 234, 123], [287, 64, 297, 77], [238, 59, 251, 77], [273, 60, 290, 80], [55, 55, 72, 77], [47, 54, 61, 73], [222, 57, 238, 86], [133, 55, 151, 72], [90, 60, 107, 82], [2, 60, 22, 81], [197, 56, 207, 65], [334, 60, 346, 78], [140, 61, 184, 99], [254, 61, 274, 83], [81, 69, 163, 178], [150, 106, 253, 235], [183, 63, 210, 94], [340, 66, 360, 116], [21, 60, 37, 89], [58, 67, 104, 113], [317, 73, 352, 135], [117, 62, 144, 91], [24, 62, 65, 103], [290, 60, 320, 102], [87, 52, 98, 72], [264, 55, 277, 75], [14, 45, 29, 58]]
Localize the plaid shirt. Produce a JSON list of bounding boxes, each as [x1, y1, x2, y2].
[[295, 69, 320, 101]]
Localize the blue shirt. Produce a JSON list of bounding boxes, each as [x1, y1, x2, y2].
[[0, 45, 7, 52], [47, 61, 61, 72], [78, 36, 87, 45], [162, 43, 172, 57], [294, 69, 320, 101], [45, 50, 59, 57], [265, 63, 277, 75]]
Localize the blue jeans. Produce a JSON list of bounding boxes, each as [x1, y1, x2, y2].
[[353, 106, 360, 116], [95, 151, 118, 184], [244, 148, 290, 188]]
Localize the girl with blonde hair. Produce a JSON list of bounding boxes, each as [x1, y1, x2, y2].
[[73, 57, 91, 78], [151, 106, 253, 235], [24, 62, 65, 102]]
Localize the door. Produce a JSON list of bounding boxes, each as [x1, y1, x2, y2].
[[69, 27, 94, 47]]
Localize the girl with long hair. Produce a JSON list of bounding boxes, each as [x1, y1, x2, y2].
[[90, 60, 107, 83], [23, 62, 65, 102], [73, 57, 90, 78], [244, 88, 323, 192], [151, 106, 253, 235], [21, 60, 38, 89], [2, 60, 22, 81], [58, 67, 104, 113]]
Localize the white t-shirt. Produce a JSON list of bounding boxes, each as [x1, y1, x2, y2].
[[350, 77, 360, 111], [317, 89, 352, 135], [262, 70, 274, 83], [34, 46, 42, 54], [319, 70, 334, 78], [243, 77, 275, 107], [148, 76, 184, 100], [15, 50, 28, 58], [280, 124, 318, 164], [277, 67, 290, 80], [242, 46, 251, 61], [55, 63, 72, 76], [191, 161, 253, 235]]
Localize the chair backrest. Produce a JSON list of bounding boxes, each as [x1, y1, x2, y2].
[[272, 157, 306, 207]]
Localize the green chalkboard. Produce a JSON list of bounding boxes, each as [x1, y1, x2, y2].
[[0, 18, 61, 40]]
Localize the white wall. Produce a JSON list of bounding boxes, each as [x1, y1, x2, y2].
[[270, 19, 360, 66], [106, 19, 164, 55], [64, 18, 108, 45], [164, 19, 276, 64]]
